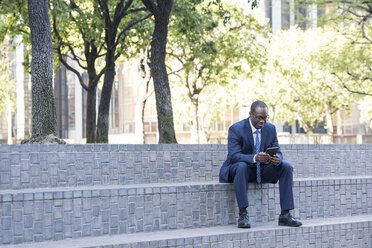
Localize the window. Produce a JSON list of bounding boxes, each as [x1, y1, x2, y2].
[[123, 122, 135, 133]]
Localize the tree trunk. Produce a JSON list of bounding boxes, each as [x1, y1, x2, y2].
[[299, 118, 314, 134], [96, 63, 115, 143], [337, 111, 343, 135], [135, 50, 152, 144], [27, 0, 57, 139], [86, 87, 97, 143], [190, 97, 206, 144], [149, 1, 177, 144], [95, 0, 149, 143], [135, 90, 146, 144], [325, 105, 334, 137], [190, 99, 198, 144], [269, 104, 276, 123], [96, 39, 116, 143]]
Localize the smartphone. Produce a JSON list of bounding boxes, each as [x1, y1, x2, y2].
[[265, 147, 279, 156]]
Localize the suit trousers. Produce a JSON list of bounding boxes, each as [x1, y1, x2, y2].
[[229, 161, 295, 211]]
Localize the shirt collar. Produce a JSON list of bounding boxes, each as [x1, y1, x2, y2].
[[249, 118, 260, 133]]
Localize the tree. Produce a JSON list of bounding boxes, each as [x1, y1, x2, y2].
[[134, 47, 153, 144], [305, 0, 372, 130], [167, 1, 268, 143], [52, 0, 151, 143], [141, 0, 177, 144], [298, 0, 372, 95], [254, 26, 356, 134], [1, 0, 147, 143], [23, 0, 65, 143]]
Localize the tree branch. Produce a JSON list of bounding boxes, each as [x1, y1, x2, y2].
[[52, 15, 89, 91], [141, 0, 157, 16], [67, 1, 90, 44], [97, 0, 110, 23], [342, 82, 372, 96], [129, 7, 148, 13], [52, 14, 88, 71], [166, 65, 183, 76], [114, 13, 152, 48], [114, 0, 133, 22], [361, 20, 372, 43], [346, 71, 372, 81], [332, 72, 372, 96], [167, 51, 185, 65]]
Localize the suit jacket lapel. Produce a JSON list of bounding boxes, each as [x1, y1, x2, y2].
[[260, 125, 267, 152], [245, 118, 254, 150]]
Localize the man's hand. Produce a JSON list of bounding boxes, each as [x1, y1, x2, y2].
[[256, 152, 269, 163], [268, 154, 280, 165]]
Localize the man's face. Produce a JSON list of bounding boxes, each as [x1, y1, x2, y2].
[[250, 107, 268, 130]]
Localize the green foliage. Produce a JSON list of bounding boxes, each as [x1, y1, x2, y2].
[[0, 1, 29, 42], [168, 0, 269, 138], [320, 26, 371, 94], [304, 0, 372, 128], [294, 1, 372, 94], [254, 26, 357, 133], [51, 0, 150, 69], [0, 0, 31, 72], [247, 0, 260, 9], [328, 26, 372, 128]]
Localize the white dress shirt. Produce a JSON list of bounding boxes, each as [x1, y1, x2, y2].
[[249, 118, 261, 163]]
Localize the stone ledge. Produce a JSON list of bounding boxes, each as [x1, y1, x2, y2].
[[2, 215, 372, 248], [1, 145, 372, 190], [2, 144, 372, 153], [1, 177, 371, 244], [1, 176, 371, 201], [0, 175, 372, 203]]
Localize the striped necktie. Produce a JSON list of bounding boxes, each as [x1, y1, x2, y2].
[[254, 130, 261, 183]]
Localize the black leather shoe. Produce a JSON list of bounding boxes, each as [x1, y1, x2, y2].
[[238, 209, 251, 228], [278, 212, 302, 227]]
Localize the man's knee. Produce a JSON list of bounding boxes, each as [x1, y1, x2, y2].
[[281, 161, 293, 173], [235, 162, 248, 173], [230, 162, 249, 181]]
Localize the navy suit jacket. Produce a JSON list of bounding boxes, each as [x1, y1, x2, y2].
[[219, 117, 283, 183]]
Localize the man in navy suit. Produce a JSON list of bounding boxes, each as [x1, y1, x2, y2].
[[219, 100, 302, 228]]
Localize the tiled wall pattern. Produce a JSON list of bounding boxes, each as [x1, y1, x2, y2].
[[0, 144, 371, 246], [1, 178, 371, 244], [1, 144, 372, 190], [88, 221, 372, 248]]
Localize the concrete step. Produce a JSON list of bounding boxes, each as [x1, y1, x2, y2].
[[2, 215, 372, 248], [1, 144, 372, 190], [1, 176, 371, 244]]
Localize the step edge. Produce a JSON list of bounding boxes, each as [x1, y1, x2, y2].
[[1, 175, 371, 197], [2, 215, 372, 248]]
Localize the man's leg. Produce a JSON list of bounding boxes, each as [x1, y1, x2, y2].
[[261, 162, 302, 227], [229, 162, 251, 210], [229, 162, 255, 228], [278, 161, 294, 211]]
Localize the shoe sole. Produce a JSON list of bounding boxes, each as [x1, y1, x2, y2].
[[278, 222, 302, 227], [238, 224, 251, 228]]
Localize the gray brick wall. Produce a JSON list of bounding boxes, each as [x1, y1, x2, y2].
[[1, 178, 371, 245], [1, 144, 371, 246], [1, 144, 372, 190], [134, 222, 372, 248]]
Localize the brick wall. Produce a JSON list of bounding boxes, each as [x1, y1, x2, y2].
[[1, 144, 372, 190]]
